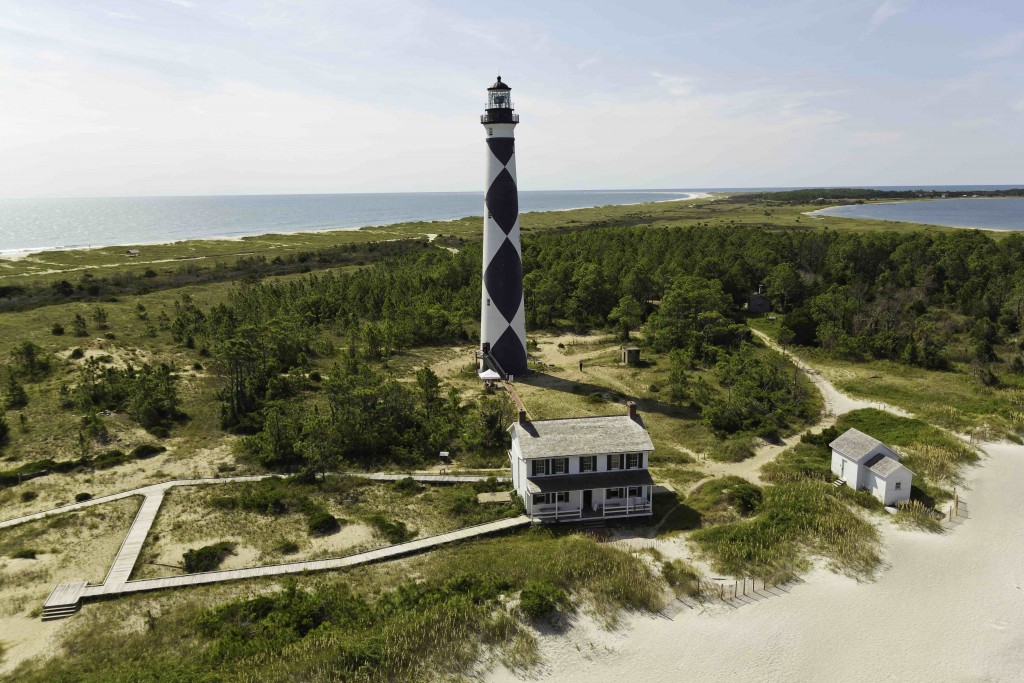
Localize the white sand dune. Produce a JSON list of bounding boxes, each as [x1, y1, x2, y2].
[[489, 442, 1024, 682]]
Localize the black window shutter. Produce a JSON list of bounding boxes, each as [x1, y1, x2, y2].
[[606, 454, 611, 470]]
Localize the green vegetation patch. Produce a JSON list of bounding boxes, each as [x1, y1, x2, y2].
[[691, 481, 880, 581], [183, 541, 236, 573], [11, 532, 662, 682], [688, 476, 763, 523]]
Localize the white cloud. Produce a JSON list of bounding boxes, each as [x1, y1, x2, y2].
[[969, 31, 1024, 60], [870, 0, 911, 28], [652, 72, 695, 98]]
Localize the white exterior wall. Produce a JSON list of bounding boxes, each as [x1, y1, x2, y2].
[[508, 445, 651, 515], [881, 469, 913, 506], [831, 451, 859, 489]]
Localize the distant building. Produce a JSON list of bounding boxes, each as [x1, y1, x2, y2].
[[749, 285, 771, 314], [620, 345, 641, 365], [829, 428, 913, 506], [125, 249, 140, 257], [509, 402, 655, 522]]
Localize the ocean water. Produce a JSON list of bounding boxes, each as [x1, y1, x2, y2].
[[811, 197, 1024, 231], [0, 190, 701, 254], [2, 186, 1021, 254]]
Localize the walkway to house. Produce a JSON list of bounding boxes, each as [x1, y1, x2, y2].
[[6, 471, 510, 620]]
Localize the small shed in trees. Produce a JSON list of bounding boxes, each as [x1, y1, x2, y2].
[[748, 285, 771, 314], [620, 346, 641, 365], [829, 428, 913, 506]]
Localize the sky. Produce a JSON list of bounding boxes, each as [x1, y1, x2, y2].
[[1, 0, 1022, 198]]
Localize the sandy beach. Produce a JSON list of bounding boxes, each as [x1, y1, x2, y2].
[[489, 441, 1024, 682]]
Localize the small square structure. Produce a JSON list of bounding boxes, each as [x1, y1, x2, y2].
[[829, 428, 914, 506], [620, 346, 641, 365]]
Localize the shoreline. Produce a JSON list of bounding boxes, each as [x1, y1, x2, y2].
[[0, 192, 710, 262], [807, 196, 1024, 232]]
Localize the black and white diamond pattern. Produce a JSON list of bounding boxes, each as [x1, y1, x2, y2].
[[481, 133, 527, 376]]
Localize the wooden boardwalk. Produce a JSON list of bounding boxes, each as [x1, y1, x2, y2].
[[4, 471, 517, 619], [82, 515, 530, 598]]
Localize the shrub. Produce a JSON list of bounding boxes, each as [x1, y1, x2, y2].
[[20, 490, 38, 503], [93, 449, 129, 469], [183, 542, 236, 573], [75, 492, 92, 502], [712, 439, 754, 463], [391, 476, 424, 495], [277, 540, 300, 555], [519, 580, 567, 619], [689, 476, 763, 519], [661, 559, 702, 597], [51, 322, 65, 336], [69, 348, 85, 360], [366, 514, 414, 543], [130, 443, 167, 459], [13, 548, 38, 559], [3, 373, 27, 410], [307, 510, 341, 536]]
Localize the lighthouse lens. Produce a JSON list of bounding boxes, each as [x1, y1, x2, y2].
[[488, 91, 510, 109]]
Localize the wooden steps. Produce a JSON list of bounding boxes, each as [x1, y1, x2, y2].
[[42, 581, 88, 621]]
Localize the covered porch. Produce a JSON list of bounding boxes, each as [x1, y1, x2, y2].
[[526, 470, 654, 523]]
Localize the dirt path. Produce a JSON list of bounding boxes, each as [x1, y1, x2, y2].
[[750, 328, 911, 418]]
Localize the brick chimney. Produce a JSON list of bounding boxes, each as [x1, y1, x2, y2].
[[627, 401, 638, 421], [518, 409, 528, 425]]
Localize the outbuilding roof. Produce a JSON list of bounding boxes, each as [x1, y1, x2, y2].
[[511, 415, 654, 459], [865, 453, 912, 478], [829, 428, 888, 461]]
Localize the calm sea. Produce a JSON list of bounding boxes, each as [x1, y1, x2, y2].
[[0, 190, 701, 254], [811, 197, 1024, 231], [1, 186, 1021, 254]]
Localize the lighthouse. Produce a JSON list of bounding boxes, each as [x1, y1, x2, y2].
[[479, 76, 528, 378]]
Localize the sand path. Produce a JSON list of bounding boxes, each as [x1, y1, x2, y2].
[[490, 441, 1024, 682], [750, 328, 911, 418]]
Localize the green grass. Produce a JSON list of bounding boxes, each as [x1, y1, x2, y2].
[[9, 530, 663, 682], [691, 480, 881, 581], [837, 409, 979, 485], [763, 409, 976, 504], [687, 476, 763, 523]]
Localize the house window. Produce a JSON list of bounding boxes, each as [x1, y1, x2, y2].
[[552, 458, 568, 474], [532, 460, 549, 477], [627, 453, 641, 469], [627, 486, 642, 498], [532, 492, 569, 505], [580, 456, 597, 472], [609, 454, 623, 470], [895, 481, 902, 490], [607, 487, 624, 499]]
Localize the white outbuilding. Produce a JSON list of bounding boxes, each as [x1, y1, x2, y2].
[[829, 428, 914, 506]]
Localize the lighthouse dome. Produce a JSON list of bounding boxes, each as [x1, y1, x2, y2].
[[488, 76, 511, 91]]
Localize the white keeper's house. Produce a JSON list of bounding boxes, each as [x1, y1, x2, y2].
[[830, 427, 914, 506], [509, 402, 655, 522]]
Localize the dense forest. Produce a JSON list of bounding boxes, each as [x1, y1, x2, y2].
[[139, 222, 1022, 474], [5, 216, 1024, 481]]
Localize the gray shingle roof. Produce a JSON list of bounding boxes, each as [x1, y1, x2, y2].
[[527, 469, 654, 494], [829, 428, 886, 461], [865, 454, 909, 478], [512, 415, 654, 459]]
